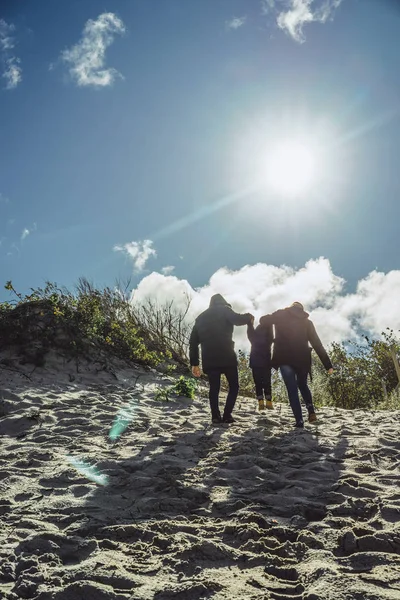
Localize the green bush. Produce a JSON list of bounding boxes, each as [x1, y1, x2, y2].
[[154, 376, 197, 402], [172, 375, 197, 398], [311, 332, 400, 410], [0, 280, 163, 368]]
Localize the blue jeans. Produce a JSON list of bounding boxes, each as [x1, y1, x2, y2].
[[280, 365, 314, 425]]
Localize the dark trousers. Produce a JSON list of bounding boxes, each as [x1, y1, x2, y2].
[[280, 365, 314, 425], [207, 367, 239, 419], [251, 366, 272, 399]]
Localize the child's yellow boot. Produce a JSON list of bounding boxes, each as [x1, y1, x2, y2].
[[265, 397, 273, 410]]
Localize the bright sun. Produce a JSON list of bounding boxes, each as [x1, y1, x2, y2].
[[266, 140, 316, 197]]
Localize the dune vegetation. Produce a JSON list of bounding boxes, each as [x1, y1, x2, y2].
[[1, 280, 400, 409]]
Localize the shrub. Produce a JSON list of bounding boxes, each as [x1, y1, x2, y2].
[[133, 296, 192, 366], [154, 376, 197, 402], [0, 280, 163, 368], [172, 375, 197, 399]]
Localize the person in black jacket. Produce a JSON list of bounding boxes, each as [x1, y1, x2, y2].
[[190, 294, 253, 424], [260, 302, 333, 428], [247, 318, 274, 411]]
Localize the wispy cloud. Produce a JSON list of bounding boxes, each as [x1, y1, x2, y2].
[[277, 0, 314, 42], [261, 0, 276, 15], [20, 222, 36, 242], [3, 58, 22, 89], [161, 265, 175, 275], [61, 13, 125, 87], [114, 239, 157, 272], [263, 0, 343, 43], [6, 242, 20, 257], [226, 16, 247, 30], [0, 19, 22, 89]]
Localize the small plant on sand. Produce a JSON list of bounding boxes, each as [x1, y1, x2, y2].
[[172, 375, 197, 399], [154, 387, 171, 402], [165, 363, 177, 375], [154, 376, 197, 402]]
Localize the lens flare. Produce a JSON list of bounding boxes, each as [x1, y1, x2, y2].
[[66, 455, 108, 486], [109, 403, 136, 441]]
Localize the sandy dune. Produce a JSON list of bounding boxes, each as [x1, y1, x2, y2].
[[1, 355, 400, 599]]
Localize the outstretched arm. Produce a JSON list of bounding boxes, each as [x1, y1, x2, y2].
[[259, 311, 280, 327], [308, 321, 333, 370], [225, 307, 254, 326]]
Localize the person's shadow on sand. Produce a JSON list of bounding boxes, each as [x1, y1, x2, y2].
[[22, 399, 400, 600], [206, 421, 349, 524], [5, 377, 400, 600], [12, 415, 351, 598]]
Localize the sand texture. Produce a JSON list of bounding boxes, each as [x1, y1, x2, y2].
[[1, 356, 400, 599]]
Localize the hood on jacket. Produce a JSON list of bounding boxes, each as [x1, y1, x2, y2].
[[209, 294, 231, 308], [287, 304, 309, 319], [258, 304, 309, 326]]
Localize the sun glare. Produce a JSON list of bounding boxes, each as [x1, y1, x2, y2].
[[266, 140, 316, 197]]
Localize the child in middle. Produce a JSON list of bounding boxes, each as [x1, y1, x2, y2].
[[247, 316, 274, 411]]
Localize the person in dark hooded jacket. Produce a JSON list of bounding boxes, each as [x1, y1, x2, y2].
[[247, 319, 274, 411], [190, 294, 253, 424], [260, 302, 333, 427]]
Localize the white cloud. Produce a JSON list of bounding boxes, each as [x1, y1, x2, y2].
[[20, 223, 36, 242], [0, 20, 14, 52], [3, 58, 22, 89], [261, 0, 276, 15], [114, 239, 157, 272], [161, 266, 175, 275], [263, 0, 343, 43], [61, 12, 125, 87], [131, 271, 194, 309], [0, 19, 22, 89], [338, 270, 400, 337], [277, 0, 314, 42], [226, 16, 247, 30], [129, 257, 400, 351]]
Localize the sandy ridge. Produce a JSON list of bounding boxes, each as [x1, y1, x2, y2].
[[0, 357, 399, 599]]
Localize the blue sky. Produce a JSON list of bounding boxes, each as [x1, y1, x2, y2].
[[1, 0, 400, 341]]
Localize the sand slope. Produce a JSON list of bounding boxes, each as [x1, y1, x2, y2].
[[1, 357, 400, 599]]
